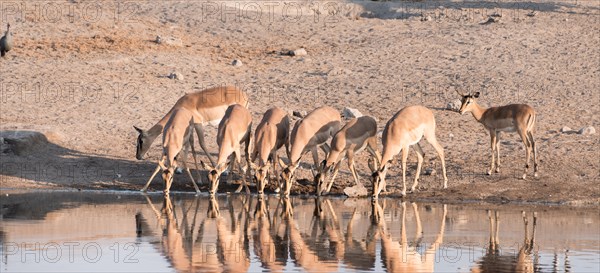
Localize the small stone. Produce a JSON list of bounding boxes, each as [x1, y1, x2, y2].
[[342, 107, 363, 119], [447, 99, 462, 111], [232, 59, 243, 67], [449, 133, 455, 138], [424, 168, 436, 176], [155, 35, 162, 44], [168, 72, 184, 81], [560, 126, 572, 133], [421, 15, 432, 22], [290, 48, 307, 56], [578, 126, 596, 135], [344, 184, 368, 197]]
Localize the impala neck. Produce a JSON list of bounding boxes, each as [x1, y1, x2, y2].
[[148, 124, 163, 138], [470, 101, 487, 122]]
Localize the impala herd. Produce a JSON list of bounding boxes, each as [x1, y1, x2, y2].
[[134, 85, 538, 198]]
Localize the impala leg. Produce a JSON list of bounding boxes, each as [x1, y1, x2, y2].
[[425, 131, 448, 189], [366, 137, 382, 168], [528, 131, 538, 177], [179, 156, 200, 194], [488, 131, 497, 176], [142, 164, 162, 192], [272, 151, 281, 193], [347, 150, 362, 187], [193, 124, 216, 168], [326, 160, 344, 193], [320, 143, 331, 156], [410, 144, 425, 193], [518, 129, 532, 180], [400, 146, 409, 197], [312, 147, 320, 172], [232, 152, 245, 193], [495, 132, 501, 173]]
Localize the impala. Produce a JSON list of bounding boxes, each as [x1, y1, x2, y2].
[[372, 105, 448, 199], [201, 104, 252, 195], [471, 211, 537, 273], [457, 91, 538, 179], [134, 86, 248, 168], [142, 107, 201, 194], [315, 115, 382, 195], [278, 106, 342, 197], [371, 200, 447, 273], [249, 107, 291, 195]]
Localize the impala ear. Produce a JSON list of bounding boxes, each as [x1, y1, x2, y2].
[[133, 126, 143, 134], [473, 92, 480, 98]]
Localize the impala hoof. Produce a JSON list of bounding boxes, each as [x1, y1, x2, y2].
[[486, 170, 492, 175], [400, 191, 406, 197], [522, 174, 528, 180], [495, 168, 500, 173], [534, 172, 538, 178]]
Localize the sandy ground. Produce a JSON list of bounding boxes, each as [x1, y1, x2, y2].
[[0, 0, 598, 205]]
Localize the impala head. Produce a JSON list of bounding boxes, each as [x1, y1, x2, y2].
[[250, 162, 270, 195], [457, 91, 480, 115], [201, 161, 227, 195], [278, 158, 298, 196], [371, 164, 388, 199], [134, 126, 152, 160], [314, 160, 332, 196]]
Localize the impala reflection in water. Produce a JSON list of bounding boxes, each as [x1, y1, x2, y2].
[[0, 191, 598, 273]]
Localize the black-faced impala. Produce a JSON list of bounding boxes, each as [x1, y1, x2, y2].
[[456, 91, 538, 179], [151, 107, 201, 194], [315, 115, 381, 195], [278, 106, 341, 197], [372, 105, 448, 199], [249, 107, 290, 195], [201, 104, 253, 195]]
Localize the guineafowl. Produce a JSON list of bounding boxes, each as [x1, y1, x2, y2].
[[0, 23, 13, 57]]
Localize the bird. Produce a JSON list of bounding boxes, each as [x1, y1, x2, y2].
[[1, 23, 13, 57]]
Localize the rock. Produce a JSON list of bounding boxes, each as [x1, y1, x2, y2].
[[578, 126, 596, 135], [479, 16, 500, 25], [290, 48, 307, 56], [328, 67, 352, 76], [162, 36, 183, 47], [0, 131, 49, 156], [560, 126, 572, 133], [168, 72, 184, 81], [344, 184, 368, 197], [424, 168, 436, 176], [342, 107, 363, 119], [154, 35, 162, 44], [421, 15, 432, 22], [232, 59, 243, 67], [527, 11, 538, 17], [446, 99, 462, 111], [449, 133, 454, 138]]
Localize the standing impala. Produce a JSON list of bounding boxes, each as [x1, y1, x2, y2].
[[201, 104, 253, 195], [456, 91, 538, 179], [249, 107, 290, 195], [315, 116, 381, 195], [134, 86, 249, 167], [372, 105, 448, 199], [278, 106, 341, 197]]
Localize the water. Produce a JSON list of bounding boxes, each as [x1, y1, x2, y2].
[[0, 191, 598, 273]]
